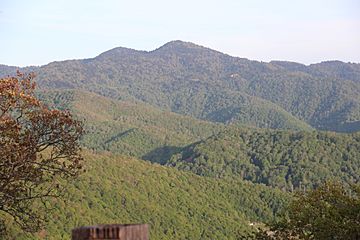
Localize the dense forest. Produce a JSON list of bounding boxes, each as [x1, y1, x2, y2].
[[38, 90, 360, 193], [7, 151, 289, 240], [167, 129, 360, 190], [37, 90, 225, 163], [1, 41, 359, 239], [1, 41, 359, 132]]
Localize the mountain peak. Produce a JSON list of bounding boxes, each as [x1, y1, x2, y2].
[[95, 46, 144, 60], [152, 40, 208, 54], [161, 40, 202, 48]]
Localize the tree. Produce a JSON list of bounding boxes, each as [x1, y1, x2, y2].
[[0, 72, 84, 234], [257, 181, 360, 239]]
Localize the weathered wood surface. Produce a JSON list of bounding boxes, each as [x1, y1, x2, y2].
[[72, 224, 149, 240]]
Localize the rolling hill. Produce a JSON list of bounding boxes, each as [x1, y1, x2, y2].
[[39, 90, 360, 193], [38, 90, 226, 163]]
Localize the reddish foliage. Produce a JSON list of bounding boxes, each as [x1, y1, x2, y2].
[[0, 72, 84, 233]]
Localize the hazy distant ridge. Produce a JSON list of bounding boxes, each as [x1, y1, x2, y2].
[[1, 40, 359, 132]]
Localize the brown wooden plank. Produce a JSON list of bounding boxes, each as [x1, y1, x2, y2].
[[72, 224, 149, 240]]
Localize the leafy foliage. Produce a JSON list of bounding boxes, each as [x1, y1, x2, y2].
[[257, 181, 360, 239], [168, 128, 360, 190], [0, 73, 83, 234], [8, 151, 290, 240]]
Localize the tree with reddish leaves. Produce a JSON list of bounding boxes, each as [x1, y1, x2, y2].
[[0, 72, 83, 235]]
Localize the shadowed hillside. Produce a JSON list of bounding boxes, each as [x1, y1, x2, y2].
[[38, 90, 226, 163], [168, 128, 360, 190]]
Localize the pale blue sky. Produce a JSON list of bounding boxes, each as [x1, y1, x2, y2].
[[1, 0, 359, 66]]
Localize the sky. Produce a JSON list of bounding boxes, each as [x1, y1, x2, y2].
[[0, 0, 359, 66]]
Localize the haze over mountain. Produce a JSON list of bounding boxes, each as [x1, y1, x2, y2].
[[1, 41, 359, 132]]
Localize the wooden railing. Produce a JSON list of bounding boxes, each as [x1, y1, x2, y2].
[[72, 224, 149, 240]]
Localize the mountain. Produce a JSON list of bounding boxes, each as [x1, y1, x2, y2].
[[3, 40, 359, 132], [1, 41, 360, 239], [9, 151, 289, 240], [167, 128, 360, 190], [0, 64, 37, 76]]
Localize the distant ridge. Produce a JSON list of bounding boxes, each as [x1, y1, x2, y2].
[[1, 40, 359, 132]]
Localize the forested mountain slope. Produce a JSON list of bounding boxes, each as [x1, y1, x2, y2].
[[39, 90, 359, 194], [2, 41, 359, 132], [38, 90, 226, 163], [9, 151, 289, 240], [168, 128, 360, 190]]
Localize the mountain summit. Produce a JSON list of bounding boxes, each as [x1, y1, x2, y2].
[[1, 41, 359, 132], [152, 40, 213, 53]]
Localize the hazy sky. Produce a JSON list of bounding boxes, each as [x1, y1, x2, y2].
[[1, 0, 359, 66]]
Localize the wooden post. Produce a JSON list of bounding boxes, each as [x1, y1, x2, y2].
[[72, 224, 149, 240]]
